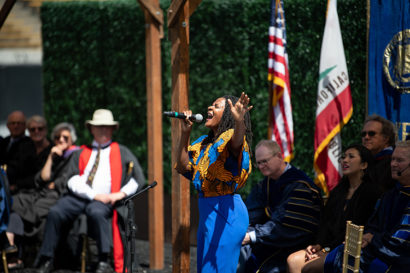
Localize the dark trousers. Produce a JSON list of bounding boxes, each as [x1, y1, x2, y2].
[[39, 193, 112, 258]]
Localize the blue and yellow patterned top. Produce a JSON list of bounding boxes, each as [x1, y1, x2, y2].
[[183, 129, 252, 198]]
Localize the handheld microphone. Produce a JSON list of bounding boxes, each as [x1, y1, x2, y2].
[[397, 164, 410, 176], [163, 111, 203, 123]]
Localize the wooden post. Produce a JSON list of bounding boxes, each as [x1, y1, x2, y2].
[[0, 0, 16, 29], [137, 0, 164, 269], [167, 1, 202, 272], [169, 1, 190, 272]]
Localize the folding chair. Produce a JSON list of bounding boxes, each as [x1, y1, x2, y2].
[[342, 220, 364, 273]]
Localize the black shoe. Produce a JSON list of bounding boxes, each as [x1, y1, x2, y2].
[[95, 261, 113, 273], [37, 259, 53, 273]]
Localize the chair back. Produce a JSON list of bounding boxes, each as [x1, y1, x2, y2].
[[342, 220, 364, 273]]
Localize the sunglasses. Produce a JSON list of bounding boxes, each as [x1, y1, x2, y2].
[[54, 135, 69, 142], [28, 126, 45, 132], [361, 131, 377, 137]]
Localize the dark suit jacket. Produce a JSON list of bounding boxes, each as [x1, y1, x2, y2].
[[0, 136, 37, 191]]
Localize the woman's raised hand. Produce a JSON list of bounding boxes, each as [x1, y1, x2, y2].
[[227, 92, 253, 122], [51, 143, 67, 157]]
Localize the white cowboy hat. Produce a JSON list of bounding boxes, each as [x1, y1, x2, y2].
[[85, 109, 119, 127]]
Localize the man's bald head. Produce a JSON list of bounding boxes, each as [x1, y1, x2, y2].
[[7, 111, 26, 138]]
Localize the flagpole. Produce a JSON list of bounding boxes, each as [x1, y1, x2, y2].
[[326, 0, 330, 17], [268, 81, 273, 139], [365, 0, 370, 115]]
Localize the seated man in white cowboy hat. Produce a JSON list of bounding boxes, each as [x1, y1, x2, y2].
[[35, 109, 145, 273]]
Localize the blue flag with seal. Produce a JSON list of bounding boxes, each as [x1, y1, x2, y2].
[[368, 0, 410, 140]]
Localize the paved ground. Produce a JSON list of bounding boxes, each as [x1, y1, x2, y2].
[[9, 240, 197, 273], [134, 240, 197, 273]]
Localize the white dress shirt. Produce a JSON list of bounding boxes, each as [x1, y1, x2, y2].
[[68, 140, 139, 200]]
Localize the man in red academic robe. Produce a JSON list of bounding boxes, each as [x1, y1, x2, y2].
[[35, 109, 145, 273]]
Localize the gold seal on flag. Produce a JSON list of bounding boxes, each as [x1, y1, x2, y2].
[[383, 29, 410, 93]]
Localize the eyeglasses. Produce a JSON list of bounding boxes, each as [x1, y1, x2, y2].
[[54, 135, 69, 142], [28, 126, 45, 133], [255, 155, 274, 168], [361, 130, 377, 137]]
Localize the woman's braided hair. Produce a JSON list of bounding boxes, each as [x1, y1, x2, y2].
[[202, 95, 253, 155]]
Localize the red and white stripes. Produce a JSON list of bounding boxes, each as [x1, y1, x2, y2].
[[268, 0, 294, 162]]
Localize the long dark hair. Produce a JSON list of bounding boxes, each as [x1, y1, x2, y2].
[[338, 144, 374, 187], [203, 95, 253, 155], [326, 144, 375, 213]]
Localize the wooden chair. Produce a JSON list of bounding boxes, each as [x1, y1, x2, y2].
[[1, 249, 9, 273], [77, 215, 111, 273], [342, 220, 364, 273], [1, 246, 18, 273]]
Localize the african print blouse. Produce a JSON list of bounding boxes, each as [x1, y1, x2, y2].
[[183, 129, 252, 198]]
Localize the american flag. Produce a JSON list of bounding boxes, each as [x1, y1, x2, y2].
[[268, 0, 294, 162]]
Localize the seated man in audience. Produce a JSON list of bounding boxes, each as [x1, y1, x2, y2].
[[361, 114, 396, 192], [35, 109, 145, 273], [322, 140, 410, 273], [26, 115, 52, 171], [0, 110, 37, 194], [238, 140, 322, 273]]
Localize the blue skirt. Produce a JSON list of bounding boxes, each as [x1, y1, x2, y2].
[[197, 194, 249, 273]]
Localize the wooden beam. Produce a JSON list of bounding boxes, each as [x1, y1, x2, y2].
[[170, 1, 190, 272], [189, 0, 202, 17], [167, 0, 186, 28], [138, 0, 164, 270], [0, 0, 16, 29], [168, 0, 202, 272], [137, 0, 164, 26]]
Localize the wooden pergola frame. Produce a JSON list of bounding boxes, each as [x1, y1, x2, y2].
[[167, 0, 201, 271], [137, 0, 164, 270], [0, 0, 202, 271], [0, 0, 16, 28]]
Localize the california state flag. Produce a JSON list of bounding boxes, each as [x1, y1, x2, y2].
[[314, 0, 352, 196]]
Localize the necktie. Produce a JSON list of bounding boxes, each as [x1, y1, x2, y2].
[[86, 145, 101, 187], [6, 139, 15, 152]]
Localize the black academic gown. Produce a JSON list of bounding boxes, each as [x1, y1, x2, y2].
[[243, 165, 323, 273]]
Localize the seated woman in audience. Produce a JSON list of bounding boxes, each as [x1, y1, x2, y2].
[[7, 122, 79, 268], [287, 144, 382, 273]]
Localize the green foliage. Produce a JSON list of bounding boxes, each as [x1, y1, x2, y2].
[[42, 0, 147, 175], [42, 0, 366, 197]]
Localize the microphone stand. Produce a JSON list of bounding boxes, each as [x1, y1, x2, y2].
[[120, 181, 157, 273]]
